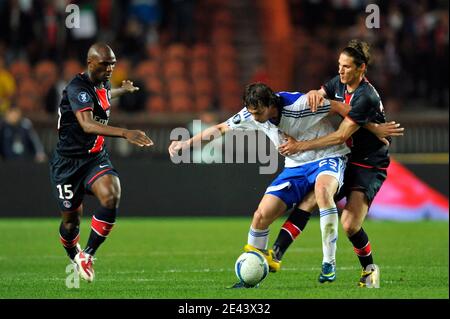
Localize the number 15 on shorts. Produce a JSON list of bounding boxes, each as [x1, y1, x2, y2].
[[57, 184, 74, 199]]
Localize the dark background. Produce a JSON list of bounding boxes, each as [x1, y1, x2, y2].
[[0, 160, 447, 217]]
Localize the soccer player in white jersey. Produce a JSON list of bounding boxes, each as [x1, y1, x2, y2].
[[169, 83, 353, 286]]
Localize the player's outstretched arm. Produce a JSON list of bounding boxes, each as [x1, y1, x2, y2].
[[168, 122, 230, 157], [111, 80, 139, 99], [75, 110, 153, 147]]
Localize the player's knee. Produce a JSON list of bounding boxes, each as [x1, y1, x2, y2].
[[315, 184, 335, 207], [93, 175, 121, 208], [253, 208, 270, 229], [97, 184, 121, 208], [253, 209, 264, 225], [100, 192, 120, 209], [341, 219, 359, 236]]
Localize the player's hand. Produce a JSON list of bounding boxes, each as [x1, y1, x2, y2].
[[121, 80, 139, 93], [377, 121, 405, 137], [306, 90, 324, 113], [124, 130, 153, 147], [367, 121, 404, 146], [168, 140, 190, 157], [278, 133, 305, 156]]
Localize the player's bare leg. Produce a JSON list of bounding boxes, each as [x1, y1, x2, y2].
[[341, 191, 368, 236], [60, 205, 83, 261], [251, 194, 287, 231], [341, 191, 380, 288], [298, 192, 317, 214], [75, 174, 121, 282]]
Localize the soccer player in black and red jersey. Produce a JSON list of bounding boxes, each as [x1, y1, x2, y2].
[[49, 43, 153, 282], [274, 39, 404, 287]]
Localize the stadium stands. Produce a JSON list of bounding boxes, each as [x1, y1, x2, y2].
[[0, 0, 447, 117]]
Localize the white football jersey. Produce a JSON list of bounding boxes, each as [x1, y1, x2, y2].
[[226, 92, 350, 167]]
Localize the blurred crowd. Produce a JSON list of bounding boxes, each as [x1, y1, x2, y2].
[[290, 0, 449, 112], [0, 0, 448, 120], [0, 0, 241, 116]]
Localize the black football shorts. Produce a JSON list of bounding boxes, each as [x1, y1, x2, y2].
[[49, 150, 119, 211], [336, 163, 387, 206]]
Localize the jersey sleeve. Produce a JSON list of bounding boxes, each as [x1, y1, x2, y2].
[[346, 94, 378, 126], [66, 84, 94, 113], [322, 75, 340, 99], [225, 108, 257, 131]]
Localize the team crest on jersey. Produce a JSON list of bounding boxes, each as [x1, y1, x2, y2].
[[232, 114, 241, 124], [78, 91, 90, 103], [63, 201, 72, 209]]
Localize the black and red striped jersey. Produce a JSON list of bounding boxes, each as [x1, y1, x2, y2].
[[322, 75, 390, 168], [56, 73, 111, 157]]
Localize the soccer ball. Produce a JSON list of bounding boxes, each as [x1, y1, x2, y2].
[[234, 251, 269, 287]]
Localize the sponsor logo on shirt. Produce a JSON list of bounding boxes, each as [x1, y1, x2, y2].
[[93, 115, 108, 125]]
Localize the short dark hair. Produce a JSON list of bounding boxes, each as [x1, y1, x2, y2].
[[342, 39, 371, 68], [243, 82, 279, 109]]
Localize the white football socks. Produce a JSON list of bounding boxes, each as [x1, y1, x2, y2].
[[248, 227, 269, 250], [319, 207, 338, 265]]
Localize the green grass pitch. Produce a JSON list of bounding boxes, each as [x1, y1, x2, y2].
[[0, 217, 448, 299]]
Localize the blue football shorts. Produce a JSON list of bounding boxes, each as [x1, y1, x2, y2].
[[265, 156, 346, 209]]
